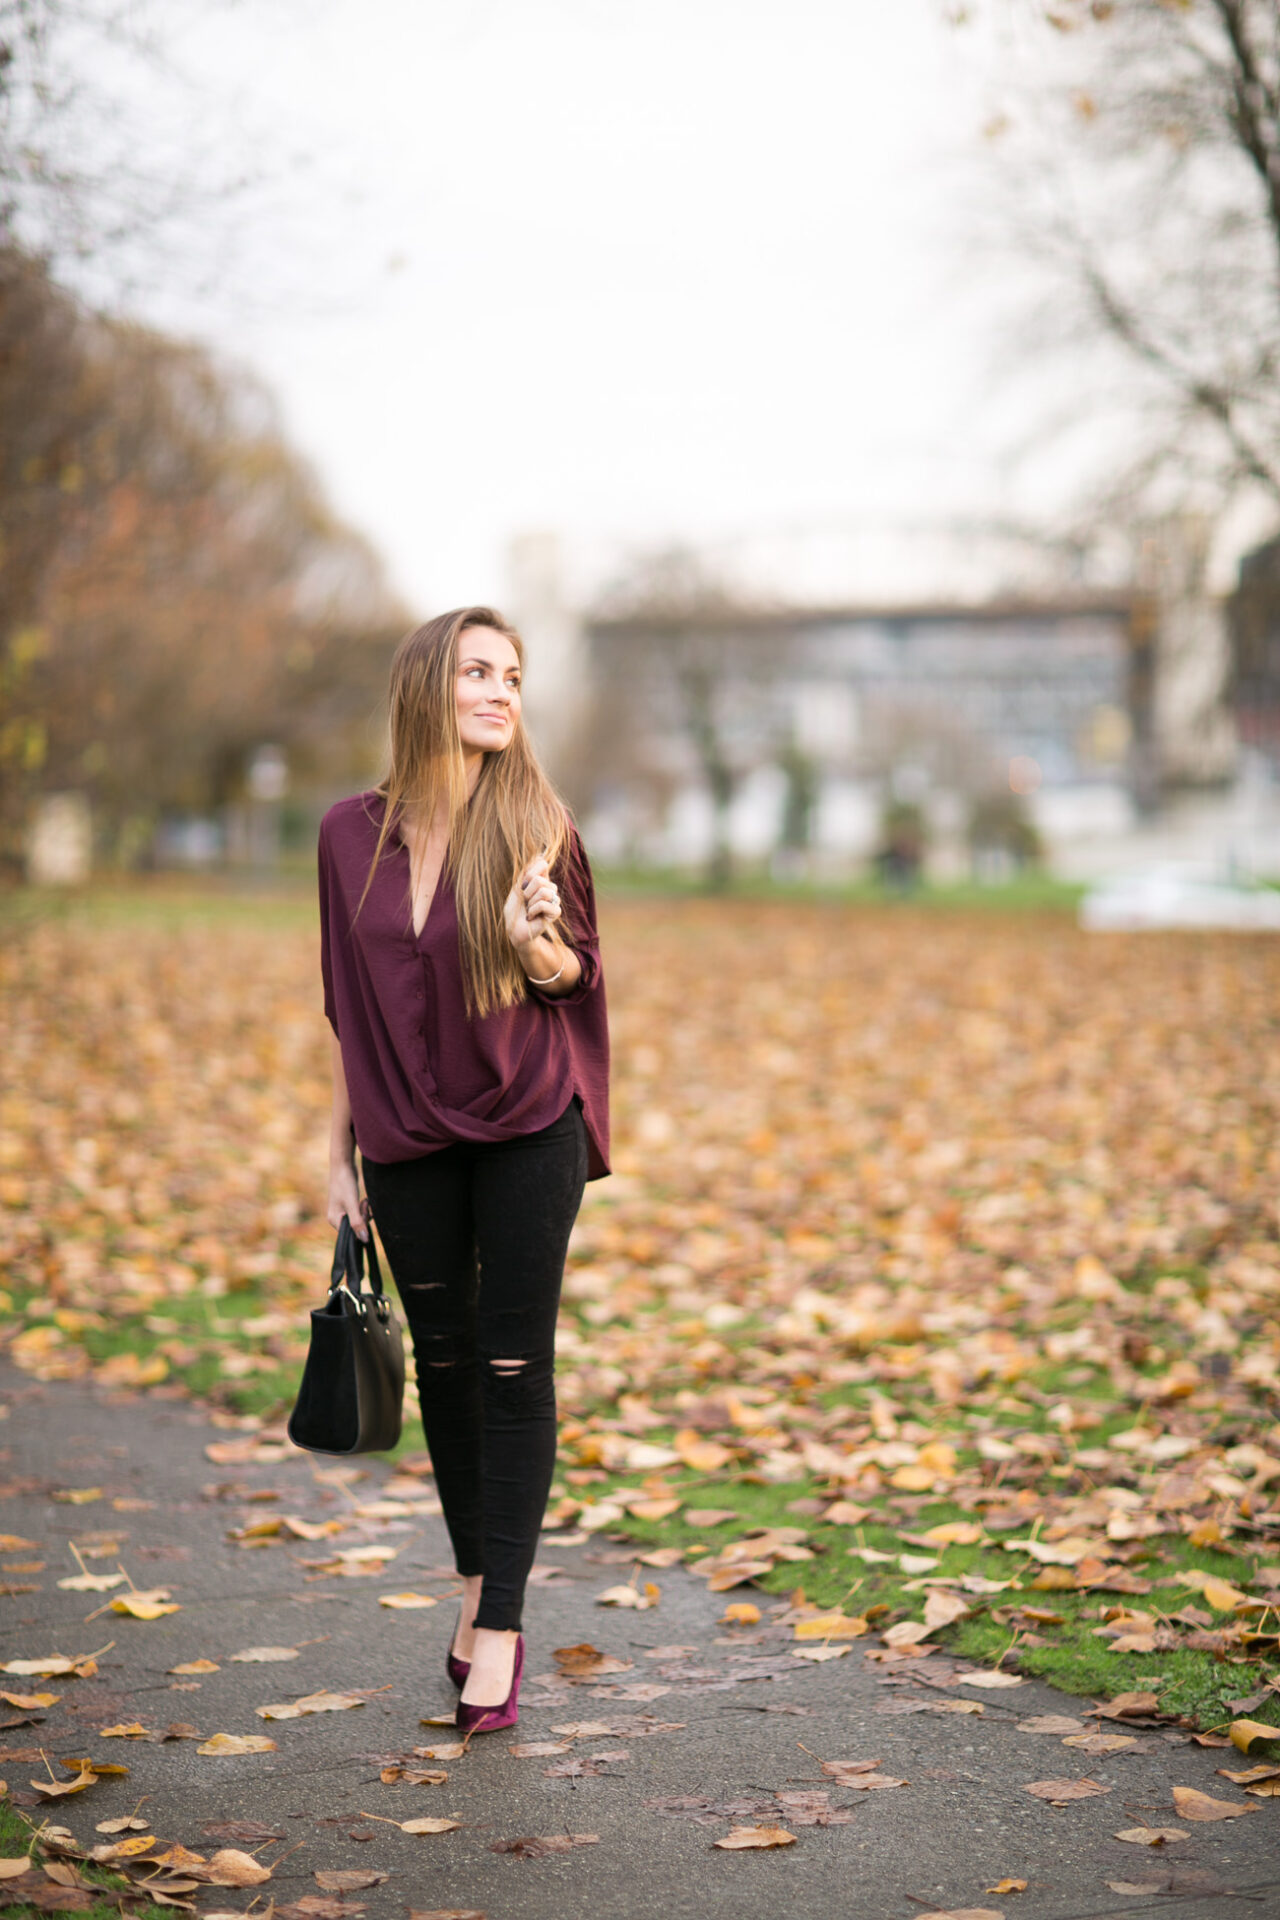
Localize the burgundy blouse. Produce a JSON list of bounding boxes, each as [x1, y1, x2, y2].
[[318, 791, 610, 1179]]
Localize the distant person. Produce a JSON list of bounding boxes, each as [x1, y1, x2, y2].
[[317, 607, 609, 1734]]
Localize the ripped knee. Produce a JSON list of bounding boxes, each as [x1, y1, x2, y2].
[[482, 1351, 555, 1414]]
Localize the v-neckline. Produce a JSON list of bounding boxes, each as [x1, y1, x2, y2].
[[396, 816, 446, 943]]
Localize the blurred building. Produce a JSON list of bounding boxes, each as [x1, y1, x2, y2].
[[511, 517, 1258, 882]]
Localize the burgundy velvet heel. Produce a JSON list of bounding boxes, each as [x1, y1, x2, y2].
[[455, 1633, 524, 1735], [446, 1608, 470, 1688]]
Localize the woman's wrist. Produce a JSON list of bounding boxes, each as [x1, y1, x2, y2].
[[518, 932, 564, 981]]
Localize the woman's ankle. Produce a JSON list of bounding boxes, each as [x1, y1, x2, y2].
[[451, 1576, 484, 1658]]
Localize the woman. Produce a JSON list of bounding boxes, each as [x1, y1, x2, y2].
[[317, 606, 609, 1734]]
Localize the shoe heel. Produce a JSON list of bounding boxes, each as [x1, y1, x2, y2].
[[446, 1648, 470, 1688], [455, 1632, 524, 1735]]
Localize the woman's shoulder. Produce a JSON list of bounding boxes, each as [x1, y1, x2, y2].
[[320, 790, 387, 846]]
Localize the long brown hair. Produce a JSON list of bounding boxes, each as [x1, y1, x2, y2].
[[355, 606, 569, 1016]]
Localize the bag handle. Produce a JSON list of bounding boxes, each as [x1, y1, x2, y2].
[[331, 1216, 386, 1303]]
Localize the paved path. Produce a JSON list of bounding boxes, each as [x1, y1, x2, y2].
[[2, 1362, 1278, 1920]]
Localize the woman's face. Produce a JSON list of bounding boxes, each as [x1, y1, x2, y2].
[[455, 628, 522, 757]]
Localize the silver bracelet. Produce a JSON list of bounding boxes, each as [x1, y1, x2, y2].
[[527, 962, 565, 988]]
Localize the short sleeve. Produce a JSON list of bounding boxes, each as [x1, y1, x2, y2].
[[548, 822, 602, 1005], [318, 821, 340, 1036]]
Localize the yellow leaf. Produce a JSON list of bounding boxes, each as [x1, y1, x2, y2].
[[1229, 1719, 1280, 1754], [713, 1825, 796, 1849], [921, 1522, 984, 1546], [168, 1659, 219, 1675], [0, 1692, 59, 1709], [889, 1466, 937, 1492], [915, 1441, 958, 1478], [986, 1880, 1028, 1894], [379, 1592, 438, 1609], [110, 1592, 180, 1620], [30, 1769, 96, 1800], [397, 1818, 461, 1835], [98, 1723, 151, 1738], [793, 1611, 868, 1640], [196, 1733, 277, 1755], [625, 1498, 682, 1521], [673, 1430, 733, 1473], [720, 1602, 761, 1625], [1201, 1578, 1250, 1612], [256, 1690, 365, 1719]]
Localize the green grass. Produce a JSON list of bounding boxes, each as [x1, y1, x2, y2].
[[0, 863, 1087, 936], [0, 1799, 169, 1920], [575, 1468, 1280, 1729]]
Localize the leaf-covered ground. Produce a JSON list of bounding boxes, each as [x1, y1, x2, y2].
[[3, 884, 1280, 1732]]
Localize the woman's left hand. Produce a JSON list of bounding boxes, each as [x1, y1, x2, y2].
[[503, 856, 561, 952]]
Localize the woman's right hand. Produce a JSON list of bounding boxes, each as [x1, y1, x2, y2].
[[327, 1158, 370, 1241]]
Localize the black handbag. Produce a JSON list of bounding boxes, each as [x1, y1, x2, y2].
[[287, 1217, 406, 1456]]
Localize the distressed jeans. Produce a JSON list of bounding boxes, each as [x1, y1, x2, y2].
[[360, 1098, 588, 1631]]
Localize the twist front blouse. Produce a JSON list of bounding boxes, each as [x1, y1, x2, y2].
[[318, 791, 610, 1179]]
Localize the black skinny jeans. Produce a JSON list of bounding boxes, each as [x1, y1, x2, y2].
[[360, 1099, 588, 1632]]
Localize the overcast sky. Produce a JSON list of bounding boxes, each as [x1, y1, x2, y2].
[[150, 0, 1043, 613]]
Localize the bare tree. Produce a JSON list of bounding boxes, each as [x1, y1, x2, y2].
[[587, 550, 789, 890], [956, 1, 1280, 515]]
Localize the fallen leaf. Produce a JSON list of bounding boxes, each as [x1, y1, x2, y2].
[[1114, 1827, 1188, 1845], [0, 1694, 58, 1710], [923, 1590, 971, 1630], [914, 1910, 1006, 1920], [625, 1498, 682, 1521], [314, 1872, 388, 1891], [200, 1820, 287, 1843], [404, 1911, 485, 1919], [29, 1769, 96, 1801], [1062, 1732, 1137, 1753], [405, 1912, 485, 1920], [1170, 1785, 1259, 1821], [196, 1732, 277, 1755], [790, 1643, 851, 1662], [509, 1741, 573, 1758], [198, 1850, 272, 1887], [986, 1880, 1027, 1894], [720, 1603, 761, 1625], [674, 1432, 734, 1473], [595, 1584, 659, 1610], [97, 1723, 151, 1739], [1017, 1716, 1084, 1735], [414, 1742, 467, 1760], [109, 1590, 180, 1620], [1091, 1691, 1161, 1720], [56, 1574, 125, 1593], [793, 1611, 868, 1640], [231, 1645, 301, 1662], [1201, 1578, 1251, 1612], [95, 1817, 150, 1834], [552, 1644, 632, 1677], [256, 1691, 365, 1719], [882, 1620, 932, 1648], [1022, 1778, 1110, 1804], [168, 1659, 219, 1675], [712, 1825, 796, 1849], [1229, 1718, 1280, 1754], [684, 1509, 741, 1529], [0, 1863, 34, 1880], [378, 1593, 438, 1609], [958, 1670, 1024, 1689]]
